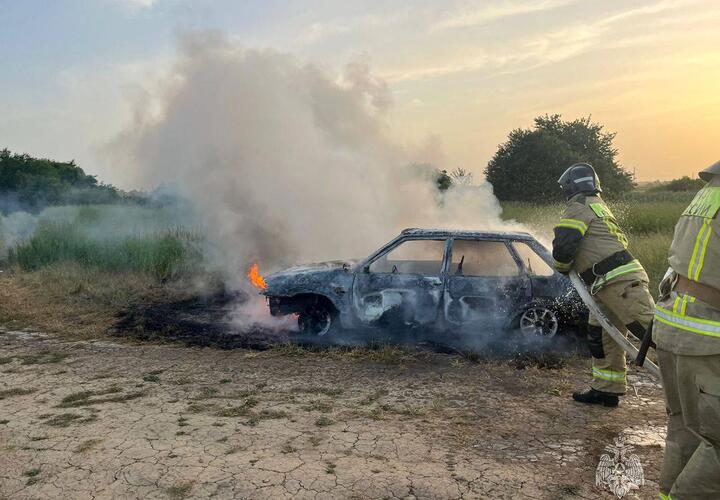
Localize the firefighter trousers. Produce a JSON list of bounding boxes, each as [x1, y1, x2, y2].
[[658, 349, 720, 499], [587, 279, 655, 394]]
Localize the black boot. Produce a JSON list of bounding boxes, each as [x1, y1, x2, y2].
[[572, 388, 619, 407]]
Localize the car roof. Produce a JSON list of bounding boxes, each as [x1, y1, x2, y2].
[[400, 227, 535, 241]]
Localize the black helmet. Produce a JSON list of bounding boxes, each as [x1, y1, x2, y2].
[[558, 162, 602, 198], [699, 160, 720, 182]]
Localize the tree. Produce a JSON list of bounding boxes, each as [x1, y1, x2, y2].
[[0, 148, 120, 213], [484, 115, 635, 202], [409, 162, 475, 192], [449, 168, 473, 186], [435, 169, 452, 191]]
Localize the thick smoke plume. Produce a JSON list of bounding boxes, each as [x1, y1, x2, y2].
[[108, 33, 510, 290]]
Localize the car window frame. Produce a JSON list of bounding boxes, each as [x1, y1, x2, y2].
[[359, 236, 451, 277], [510, 240, 556, 277], [447, 237, 523, 278]]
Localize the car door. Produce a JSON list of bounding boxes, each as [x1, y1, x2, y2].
[[352, 238, 449, 328], [444, 239, 530, 330]]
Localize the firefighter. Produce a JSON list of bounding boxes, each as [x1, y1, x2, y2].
[[655, 160, 720, 499], [553, 162, 655, 407]]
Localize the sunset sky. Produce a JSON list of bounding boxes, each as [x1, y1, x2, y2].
[[1, 0, 719, 186]]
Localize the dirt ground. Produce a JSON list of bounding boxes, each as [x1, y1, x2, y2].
[[0, 328, 668, 500]]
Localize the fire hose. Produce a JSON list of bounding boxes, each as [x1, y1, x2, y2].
[[569, 271, 661, 381]]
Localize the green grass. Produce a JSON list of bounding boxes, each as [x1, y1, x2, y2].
[[315, 415, 334, 427], [164, 482, 194, 500], [142, 370, 163, 383], [303, 400, 333, 413], [628, 231, 674, 293], [56, 387, 144, 408], [43, 412, 96, 427], [3, 205, 203, 281], [10, 222, 201, 281], [73, 439, 103, 453], [24, 468, 41, 486], [216, 397, 259, 417], [359, 388, 389, 406], [612, 201, 685, 235], [502, 199, 683, 236], [616, 190, 695, 204], [15, 351, 68, 365]]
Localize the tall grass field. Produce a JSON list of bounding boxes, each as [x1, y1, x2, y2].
[[0, 190, 692, 292], [2, 205, 202, 281]]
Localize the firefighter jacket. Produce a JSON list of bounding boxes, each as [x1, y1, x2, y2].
[[552, 193, 648, 292], [654, 175, 720, 355]]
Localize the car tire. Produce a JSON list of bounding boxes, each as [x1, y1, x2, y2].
[[297, 303, 337, 337], [515, 301, 561, 339]]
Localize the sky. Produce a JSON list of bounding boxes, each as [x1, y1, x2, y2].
[[1, 0, 719, 187]]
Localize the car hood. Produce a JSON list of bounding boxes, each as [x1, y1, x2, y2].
[[267, 260, 354, 277], [263, 260, 357, 296]]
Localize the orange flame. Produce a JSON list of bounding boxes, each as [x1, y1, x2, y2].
[[247, 263, 267, 290]]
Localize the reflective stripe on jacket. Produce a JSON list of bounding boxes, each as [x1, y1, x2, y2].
[[590, 259, 645, 294], [656, 305, 720, 338]]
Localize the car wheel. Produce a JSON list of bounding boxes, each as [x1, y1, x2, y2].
[[518, 305, 559, 338], [298, 304, 335, 337]]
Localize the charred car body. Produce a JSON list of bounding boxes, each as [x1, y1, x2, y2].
[[263, 229, 585, 342]]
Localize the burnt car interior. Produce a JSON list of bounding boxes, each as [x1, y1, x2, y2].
[[450, 240, 519, 276], [363, 237, 555, 279], [367, 239, 445, 275]]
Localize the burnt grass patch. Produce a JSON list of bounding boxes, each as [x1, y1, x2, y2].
[[111, 290, 585, 363], [112, 291, 293, 350]]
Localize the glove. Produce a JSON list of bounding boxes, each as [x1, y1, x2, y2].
[[658, 267, 677, 301]]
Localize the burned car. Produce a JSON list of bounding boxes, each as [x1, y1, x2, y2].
[[263, 228, 585, 341]]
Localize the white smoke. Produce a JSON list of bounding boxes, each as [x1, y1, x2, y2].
[[107, 33, 512, 296], [0, 211, 38, 257]]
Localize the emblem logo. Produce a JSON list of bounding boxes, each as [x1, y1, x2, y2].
[[596, 434, 645, 498]]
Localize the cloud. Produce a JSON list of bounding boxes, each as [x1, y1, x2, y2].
[[597, 0, 694, 26], [296, 11, 408, 44], [431, 0, 578, 31], [378, 24, 595, 83], [115, 0, 156, 9], [430, 0, 696, 33], [384, 0, 709, 83]]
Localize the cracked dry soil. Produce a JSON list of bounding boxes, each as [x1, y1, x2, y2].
[[0, 330, 666, 499]]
